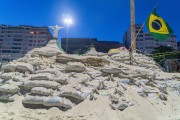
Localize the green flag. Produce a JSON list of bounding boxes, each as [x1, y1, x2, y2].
[[146, 9, 174, 42]]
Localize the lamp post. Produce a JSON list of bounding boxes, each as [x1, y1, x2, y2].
[[64, 16, 73, 53]]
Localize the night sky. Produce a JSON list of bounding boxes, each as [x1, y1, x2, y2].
[[0, 0, 179, 43]]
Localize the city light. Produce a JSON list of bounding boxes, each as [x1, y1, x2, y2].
[[63, 14, 73, 25], [64, 18, 73, 25]]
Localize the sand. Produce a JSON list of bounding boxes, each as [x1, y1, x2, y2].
[[0, 39, 180, 120]]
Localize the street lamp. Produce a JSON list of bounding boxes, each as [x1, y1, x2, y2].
[[64, 16, 73, 53]]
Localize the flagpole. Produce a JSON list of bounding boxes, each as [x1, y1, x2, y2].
[[129, 0, 135, 65]]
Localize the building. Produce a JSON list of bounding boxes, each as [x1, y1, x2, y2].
[[0, 25, 52, 62], [94, 41, 122, 53], [123, 24, 177, 54], [123, 24, 144, 49], [61, 38, 97, 54], [61, 38, 122, 54], [177, 41, 180, 51]]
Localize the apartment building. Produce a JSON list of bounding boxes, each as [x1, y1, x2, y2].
[[123, 24, 177, 54], [61, 38, 122, 54], [0, 25, 52, 62]]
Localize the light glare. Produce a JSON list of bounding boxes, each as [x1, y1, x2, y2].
[[63, 14, 73, 25], [64, 18, 73, 24]]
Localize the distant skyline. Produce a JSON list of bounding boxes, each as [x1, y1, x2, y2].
[[0, 0, 180, 42]]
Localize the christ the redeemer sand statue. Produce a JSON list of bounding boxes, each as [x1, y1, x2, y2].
[[47, 25, 64, 53], [49, 25, 63, 39]]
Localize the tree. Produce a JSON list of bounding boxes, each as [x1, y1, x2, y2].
[[150, 45, 179, 68], [152, 45, 174, 54]]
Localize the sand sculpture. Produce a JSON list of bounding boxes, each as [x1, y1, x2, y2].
[[0, 30, 180, 120]]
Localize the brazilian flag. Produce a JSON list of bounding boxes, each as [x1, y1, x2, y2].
[[146, 9, 173, 42]]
